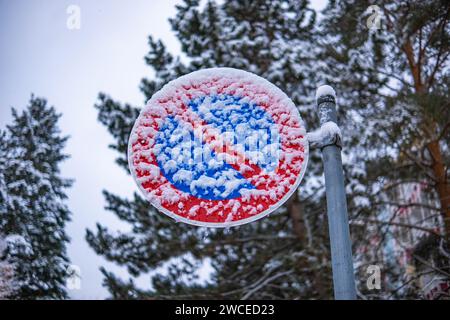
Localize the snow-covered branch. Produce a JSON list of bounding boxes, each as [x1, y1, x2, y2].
[[0, 236, 15, 299]]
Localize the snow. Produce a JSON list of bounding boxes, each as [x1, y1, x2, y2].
[[315, 85, 336, 101], [222, 179, 248, 198], [190, 175, 220, 193], [163, 159, 178, 173], [306, 121, 341, 145], [172, 169, 193, 183]]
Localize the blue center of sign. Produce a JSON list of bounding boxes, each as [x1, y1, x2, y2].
[[155, 94, 279, 200]]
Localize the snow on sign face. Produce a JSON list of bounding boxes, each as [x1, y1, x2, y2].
[[128, 68, 308, 227]]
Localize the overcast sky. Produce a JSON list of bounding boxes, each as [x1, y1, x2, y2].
[[0, 0, 327, 299]]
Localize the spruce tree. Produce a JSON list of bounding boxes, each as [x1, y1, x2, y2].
[[0, 96, 73, 299], [87, 0, 336, 299], [0, 153, 16, 298]]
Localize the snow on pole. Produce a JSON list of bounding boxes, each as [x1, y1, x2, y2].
[[316, 85, 356, 300], [128, 68, 309, 228]]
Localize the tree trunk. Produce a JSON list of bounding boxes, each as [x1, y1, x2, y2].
[[287, 192, 305, 242], [402, 38, 450, 242], [287, 194, 329, 297], [427, 140, 450, 242]]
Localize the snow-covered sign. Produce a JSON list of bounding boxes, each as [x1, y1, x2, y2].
[[128, 68, 308, 227]]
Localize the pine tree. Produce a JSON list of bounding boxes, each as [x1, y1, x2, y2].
[[319, 0, 450, 297], [0, 96, 73, 299], [87, 0, 337, 299]]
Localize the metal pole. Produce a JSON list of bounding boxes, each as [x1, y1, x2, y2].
[[316, 86, 356, 300]]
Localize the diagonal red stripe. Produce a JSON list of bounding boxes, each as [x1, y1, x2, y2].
[[182, 108, 271, 190]]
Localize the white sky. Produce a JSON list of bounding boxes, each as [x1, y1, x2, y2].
[[0, 0, 328, 299]]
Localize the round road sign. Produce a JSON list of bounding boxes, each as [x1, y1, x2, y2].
[[128, 68, 308, 227]]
